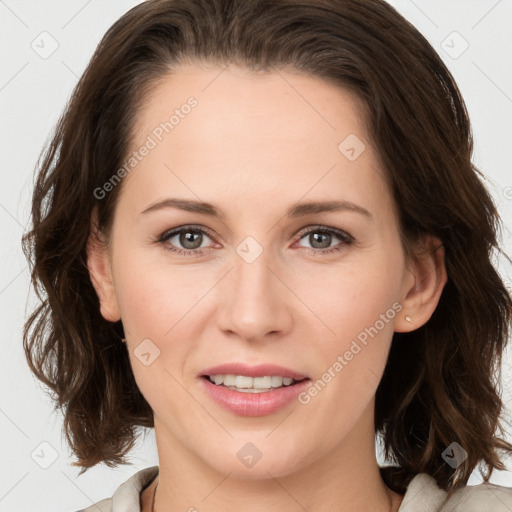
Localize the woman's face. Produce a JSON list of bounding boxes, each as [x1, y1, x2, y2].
[[89, 63, 438, 479]]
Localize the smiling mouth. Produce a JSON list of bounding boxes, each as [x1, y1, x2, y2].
[[202, 374, 309, 393]]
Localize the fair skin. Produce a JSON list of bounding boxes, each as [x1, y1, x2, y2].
[[87, 63, 447, 512]]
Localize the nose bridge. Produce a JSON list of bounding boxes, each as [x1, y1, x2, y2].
[[218, 236, 291, 339], [234, 242, 273, 298]]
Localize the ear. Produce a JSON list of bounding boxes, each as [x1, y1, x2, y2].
[[86, 209, 121, 322], [394, 235, 447, 333]]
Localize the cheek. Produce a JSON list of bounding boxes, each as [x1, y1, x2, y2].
[[304, 248, 404, 398], [307, 254, 403, 341], [112, 251, 203, 405], [112, 249, 213, 389], [114, 267, 168, 338], [113, 247, 205, 337], [296, 259, 402, 442]]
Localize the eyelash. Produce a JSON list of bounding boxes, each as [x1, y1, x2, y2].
[[156, 224, 354, 257]]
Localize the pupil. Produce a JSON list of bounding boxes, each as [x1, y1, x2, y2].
[[311, 232, 330, 249], [181, 231, 202, 249]]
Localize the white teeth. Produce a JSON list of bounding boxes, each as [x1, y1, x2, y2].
[[207, 374, 299, 390], [271, 375, 283, 387]]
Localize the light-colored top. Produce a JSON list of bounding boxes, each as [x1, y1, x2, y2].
[[75, 465, 512, 512]]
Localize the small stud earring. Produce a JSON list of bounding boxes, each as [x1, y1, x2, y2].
[[405, 315, 412, 323]]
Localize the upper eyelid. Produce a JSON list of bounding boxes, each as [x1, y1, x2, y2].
[[160, 225, 216, 241]]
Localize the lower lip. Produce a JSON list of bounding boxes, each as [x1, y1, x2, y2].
[[200, 376, 311, 417]]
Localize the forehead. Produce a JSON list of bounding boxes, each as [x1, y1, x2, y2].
[[121, 62, 391, 220], [133, 62, 368, 150]]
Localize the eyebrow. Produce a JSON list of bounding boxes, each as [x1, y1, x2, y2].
[[140, 198, 373, 219]]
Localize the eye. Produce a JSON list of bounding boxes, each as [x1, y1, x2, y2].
[[158, 225, 215, 256], [294, 226, 354, 255], [157, 225, 354, 257]]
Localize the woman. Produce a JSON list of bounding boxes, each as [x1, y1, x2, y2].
[[22, 0, 512, 510]]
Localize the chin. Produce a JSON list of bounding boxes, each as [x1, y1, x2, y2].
[[203, 439, 312, 480]]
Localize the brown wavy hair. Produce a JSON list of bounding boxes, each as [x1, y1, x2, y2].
[[22, 0, 512, 497]]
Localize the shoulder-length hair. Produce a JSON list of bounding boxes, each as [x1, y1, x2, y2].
[[22, 0, 512, 496]]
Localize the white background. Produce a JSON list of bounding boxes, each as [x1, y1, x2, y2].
[[1, 1, 511, 510]]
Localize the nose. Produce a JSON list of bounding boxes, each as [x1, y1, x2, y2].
[[216, 245, 293, 342]]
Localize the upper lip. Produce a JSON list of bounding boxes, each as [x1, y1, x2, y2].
[[200, 363, 309, 380]]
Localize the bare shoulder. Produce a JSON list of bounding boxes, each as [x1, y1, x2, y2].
[[440, 481, 512, 512]]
